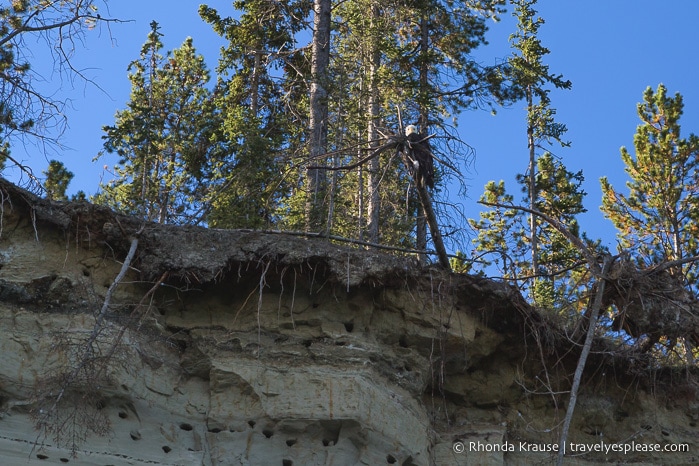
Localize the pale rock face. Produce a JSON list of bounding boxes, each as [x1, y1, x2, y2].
[[0, 179, 697, 465]]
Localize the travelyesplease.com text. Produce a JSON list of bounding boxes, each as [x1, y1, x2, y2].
[[453, 440, 689, 455]]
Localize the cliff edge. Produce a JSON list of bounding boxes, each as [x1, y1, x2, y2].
[[0, 178, 697, 465]]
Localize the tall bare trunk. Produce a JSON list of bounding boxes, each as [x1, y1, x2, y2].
[[415, 184, 450, 271], [250, 49, 261, 117], [527, 86, 539, 277], [366, 4, 381, 244], [306, 0, 331, 232]]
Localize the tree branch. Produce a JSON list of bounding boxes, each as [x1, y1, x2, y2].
[[480, 200, 603, 276], [307, 137, 400, 171]]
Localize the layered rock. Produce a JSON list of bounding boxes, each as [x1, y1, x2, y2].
[[0, 178, 697, 465]]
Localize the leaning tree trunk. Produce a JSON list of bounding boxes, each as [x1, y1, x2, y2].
[[414, 184, 450, 270], [556, 256, 612, 465]]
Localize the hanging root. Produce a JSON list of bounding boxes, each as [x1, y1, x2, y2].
[[257, 259, 271, 349]]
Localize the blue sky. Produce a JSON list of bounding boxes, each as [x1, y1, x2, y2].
[[8, 1, 699, 252]]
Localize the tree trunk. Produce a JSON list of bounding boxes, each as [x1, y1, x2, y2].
[[366, 4, 381, 244], [556, 256, 612, 465], [415, 184, 450, 270], [250, 49, 261, 117], [527, 86, 539, 278], [415, 14, 430, 264], [306, 0, 331, 232]]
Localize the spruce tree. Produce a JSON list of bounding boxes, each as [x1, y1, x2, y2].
[[94, 22, 216, 224], [200, 1, 309, 229]]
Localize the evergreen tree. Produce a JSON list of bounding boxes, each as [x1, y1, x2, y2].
[[316, 0, 514, 251], [525, 153, 589, 308], [387, 0, 514, 254], [508, 0, 571, 278], [471, 156, 590, 309], [94, 22, 216, 224], [200, 1, 310, 229], [601, 84, 699, 286], [470, 180, 529, 280], [471, 1, 593, 308], [199, 0, 515, 252], [43, 160, 73, 201], [326, 0, 415, 246], [306, 0, 332, 233]]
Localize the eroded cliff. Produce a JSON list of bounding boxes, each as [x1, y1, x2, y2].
[[0, 178, 697, 465]]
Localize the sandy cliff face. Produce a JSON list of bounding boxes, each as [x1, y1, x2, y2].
[[0, 178, 697, 465]]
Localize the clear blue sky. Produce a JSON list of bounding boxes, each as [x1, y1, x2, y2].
[[8, 1, 699, 252]]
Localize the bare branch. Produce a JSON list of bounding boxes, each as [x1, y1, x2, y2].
[[307, 137, 401, 171], [480, 200, 603, 276], [0, 0, 123, 168]]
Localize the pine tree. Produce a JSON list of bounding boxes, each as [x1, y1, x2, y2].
[[388, 0, 514, 255], [470, 180, 529, 280], [94, 22, 216, 224], [472, 1, 592, 308], [199, 0, 515, 253], [526, 153, 589, 307], [601, 84, 699, 285], [306, 0, 332, 233], [471, 156, 590, 309], [326, 0, 415, 246]]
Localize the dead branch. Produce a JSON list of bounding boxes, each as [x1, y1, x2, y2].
[[479, 200, 603, 275], [556, 255, 614, 465], [307, 137, 401, 171], [93, 236, 140, 330], [33, 233, 141, 454], [646, 254, 699, 275]]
